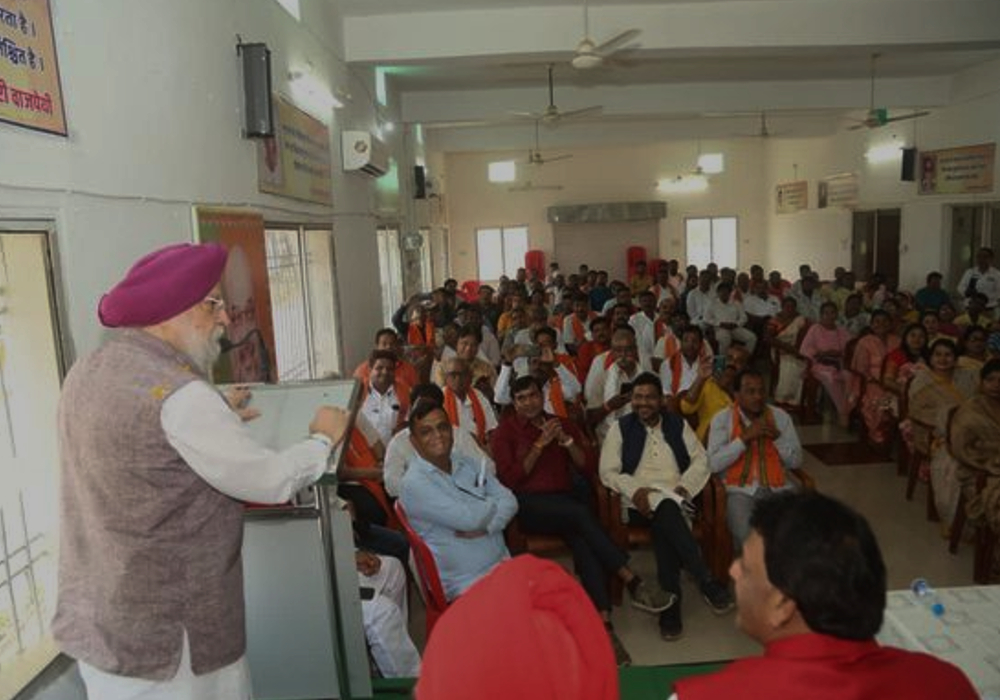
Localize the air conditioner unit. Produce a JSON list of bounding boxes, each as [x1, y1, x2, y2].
[[342, 130, 389, 177]]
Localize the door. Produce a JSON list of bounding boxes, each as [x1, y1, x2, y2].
[[851, 211, 875, 280], [946, 203, 1000, 290], [852, 209, 900, 284]]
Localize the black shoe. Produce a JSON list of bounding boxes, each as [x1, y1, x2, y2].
[[606, 625, 632, 666], [659, 604, 684, 641], [701, 578, 735, 615]]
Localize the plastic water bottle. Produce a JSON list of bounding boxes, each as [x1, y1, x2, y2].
[[910, 578, 945, 618]]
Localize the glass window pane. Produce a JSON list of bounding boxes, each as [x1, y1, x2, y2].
[[304, 230, 340, 378], [477, 228, 503, 281], [502, 226, 528, 278], [265, 229, 310, 382], [712, 217, 738, 269], [685, 218, 712, 269], [488, 161, 516, 183]]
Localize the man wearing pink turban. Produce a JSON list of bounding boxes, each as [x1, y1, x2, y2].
[[53, 243, 349, 700]]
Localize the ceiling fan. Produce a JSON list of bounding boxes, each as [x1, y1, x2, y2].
[[510, 64, 602, 124], [847, 53, 930, 131], [571, 0, 641, 70], [527, 120, 573, 165]]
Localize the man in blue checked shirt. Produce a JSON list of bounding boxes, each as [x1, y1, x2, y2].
[[400, 398, 518, 601]]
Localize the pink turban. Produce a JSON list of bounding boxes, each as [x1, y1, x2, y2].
[[415, 555, 618, 700], [98, 243, 228, 328]]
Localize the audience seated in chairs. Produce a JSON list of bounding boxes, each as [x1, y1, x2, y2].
[[599, 372, 734, 642], [586, 326, 649, 441], [439, 356, 498, 454], [706, 369, 805, 550], [852, 310, 901, 446], [705, 281, 757, 357], [680, 345, 751, 445], [492, 375, 674, 666], [398, 399, 517, 602], [799, 301, 854, 428]]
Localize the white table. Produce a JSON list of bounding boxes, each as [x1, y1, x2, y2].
[[879, 585, 1000, 699]]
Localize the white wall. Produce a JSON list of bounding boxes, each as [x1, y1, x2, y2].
[[441, 138, 769, 283], [0, 0, 398, 371], [764, 57, 1000, 290]]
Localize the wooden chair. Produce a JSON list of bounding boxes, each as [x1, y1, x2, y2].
[[603, 476, 732, 606], [904, 414, 939, 522], [394, 502, 449, 638]]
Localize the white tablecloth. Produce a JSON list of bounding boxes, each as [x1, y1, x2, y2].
[[878, 585, 1000, 699]]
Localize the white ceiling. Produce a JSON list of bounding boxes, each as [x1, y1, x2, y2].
[[338, 0, 1000, 148]]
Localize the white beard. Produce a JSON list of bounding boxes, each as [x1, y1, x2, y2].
[[176, 322, 224, 375]]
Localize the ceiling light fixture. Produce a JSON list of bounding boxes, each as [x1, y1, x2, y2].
[[697, 153, 724, 174], [656, 175, 708, 194]]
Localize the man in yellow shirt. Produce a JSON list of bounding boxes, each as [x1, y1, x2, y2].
[[680, 345, 750, 444], [630, 259, 654, 296]]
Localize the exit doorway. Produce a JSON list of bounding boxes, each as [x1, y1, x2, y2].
[[852, 209, 901, 284]]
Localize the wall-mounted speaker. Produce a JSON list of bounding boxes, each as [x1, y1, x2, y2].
[[238, 42, 274, 138], [901, 147, 917, 182], [414, 165, 427, 199]]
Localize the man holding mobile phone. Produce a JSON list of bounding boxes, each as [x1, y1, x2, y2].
[[585, 326, 648, 440]]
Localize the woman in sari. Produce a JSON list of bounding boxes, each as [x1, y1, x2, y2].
[[852, 310, 901, 445], [958, 325, 989, 372], [908, 338, 979, 534], [767, 296, 809, 405], [949, 359, 1000, 582], [800, 301, 854, 427]]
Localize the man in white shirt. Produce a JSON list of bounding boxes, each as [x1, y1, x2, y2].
[[706, 369, 803, 549], [585, 326, 648, 440], [495, 345, 582, 416], [630, 290, 658, 365], [562, 293, 595, 350], [957, 246, 1000, 310], [685, 271, 715, 328], [790, 274, 822, 322], [440, 357, 498, 449], [56, 242, 349, 700], [361, 350, 405, 448], [704, 282, 757, 356], [600, 371, 734, 641], [659, 325, 708, 407], [743, 278, 781, 321]]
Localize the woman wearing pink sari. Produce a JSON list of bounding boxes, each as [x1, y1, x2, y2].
[[800, 301, 854, 427], [851, 310, 900, 445]]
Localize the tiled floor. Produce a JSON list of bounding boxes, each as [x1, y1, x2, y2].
[[407, 420, 977, 667]]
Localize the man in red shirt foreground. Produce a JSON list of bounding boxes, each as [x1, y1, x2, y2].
[[673, 491, 978, 700]]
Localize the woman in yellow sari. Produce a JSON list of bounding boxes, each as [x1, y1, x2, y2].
[[907, 338, 978, 534]]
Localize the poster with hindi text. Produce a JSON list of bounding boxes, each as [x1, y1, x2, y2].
[[0, 0, 66, 135], [194, 208, 277, 384], [818, 173, 859, 209], [257, 95, 333, 206], [775, 180, 808, 214], [917, 143, 995, 196]]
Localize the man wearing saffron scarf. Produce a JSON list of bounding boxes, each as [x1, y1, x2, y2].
[[585, 326, 649, 440], [492, 376, 673, 666], [562, 292, 596, 352], [706, 370, 803, 550], [441, 356, 497, 451], [54, 243, 349, 700]]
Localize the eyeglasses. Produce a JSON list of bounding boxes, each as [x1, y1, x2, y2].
[[202, 296, 226, 313]]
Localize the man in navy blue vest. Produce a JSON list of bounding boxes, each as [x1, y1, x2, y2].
[[600, 372, 734, 641]]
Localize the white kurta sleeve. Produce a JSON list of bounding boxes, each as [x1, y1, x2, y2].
[[161, 381, 331, 504]]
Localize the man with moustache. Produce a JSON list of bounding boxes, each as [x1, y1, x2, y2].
[[54, 243, 349, 699], [585, 326, 648, 440]]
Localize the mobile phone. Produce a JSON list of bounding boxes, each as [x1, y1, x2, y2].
[[359, 586, 375, 601], [619, 382, 633, 396]]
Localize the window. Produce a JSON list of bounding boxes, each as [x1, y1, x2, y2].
[[272, 0, 300, 20], [476, 226, 528, 281], [0, 229, 64, 700], [265, 226, 341, 381], [376, 226, 404, 327], [685, 217, 737, 269], [488, 161, 516, 183]]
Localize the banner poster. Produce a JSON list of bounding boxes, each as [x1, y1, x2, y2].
[[918, 143, 996, 196], [0, 0, 66, 135], [257, 95, 333, 206], [194, 208, 277, 384], [775, 180, 808, 214], [818, 172, 859, 209]]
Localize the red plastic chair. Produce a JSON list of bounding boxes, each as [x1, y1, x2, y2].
[[525, 249, 546, 281], [394, 501, 450, 637], [626, 246, 647, 280], [459, 279, 481, 302], [648, 258, 665, 278]]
